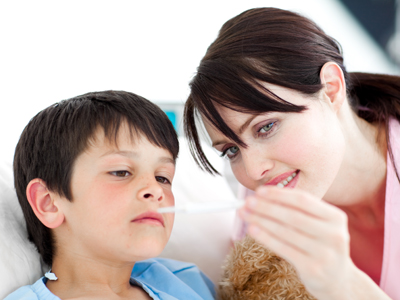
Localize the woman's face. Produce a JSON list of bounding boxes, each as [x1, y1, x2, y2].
[[203, 84, 346, 199]]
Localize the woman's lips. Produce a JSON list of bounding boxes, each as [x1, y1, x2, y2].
[[132, 211, 164, 227], [282, 171, 299, 188], [264, 170, 299, 188]]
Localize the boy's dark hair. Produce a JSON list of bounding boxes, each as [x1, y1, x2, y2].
[[13, 90, 179, 267]]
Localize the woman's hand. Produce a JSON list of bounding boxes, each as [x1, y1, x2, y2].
[[238, 186, 389, 300]]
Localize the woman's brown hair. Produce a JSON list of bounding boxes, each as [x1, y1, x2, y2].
[[184, 7, 400, 175]]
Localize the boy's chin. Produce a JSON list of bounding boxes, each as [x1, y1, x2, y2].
[[129, 243, 167, 261]]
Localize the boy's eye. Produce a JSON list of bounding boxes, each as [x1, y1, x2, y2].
[[156, 176, 171, 184], [110, 170, 131, 177]]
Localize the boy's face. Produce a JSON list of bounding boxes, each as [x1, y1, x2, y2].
[[56, 123, 175, 263]]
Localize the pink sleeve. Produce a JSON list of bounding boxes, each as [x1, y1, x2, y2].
[[380, 118, 400, 300]]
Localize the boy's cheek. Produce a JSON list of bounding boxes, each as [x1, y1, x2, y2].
[[91, 183, 129, 201], [165, 206, 175, 231], [167, 215, 174, 227], [166, 214, 175, 236]]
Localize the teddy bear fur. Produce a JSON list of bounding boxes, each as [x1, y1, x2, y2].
[[218, 235, 316, 300]]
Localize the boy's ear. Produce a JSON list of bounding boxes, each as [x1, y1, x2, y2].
[[26, 179, 64, 229], [319, 62, 346, 113]]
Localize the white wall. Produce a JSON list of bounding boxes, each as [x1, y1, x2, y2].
[[1, 0, 398, 162]]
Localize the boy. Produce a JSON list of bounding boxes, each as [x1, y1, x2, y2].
[[6, 91, 215, 299]]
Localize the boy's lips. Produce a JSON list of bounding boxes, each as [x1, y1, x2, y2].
[[264, 170, 299, 187], [132, 211, 164, 226]]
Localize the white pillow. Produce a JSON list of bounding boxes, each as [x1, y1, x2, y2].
[[0, 160, 42, 298]]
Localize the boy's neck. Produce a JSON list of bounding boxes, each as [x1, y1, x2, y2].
[[46, 256, 146, 299]]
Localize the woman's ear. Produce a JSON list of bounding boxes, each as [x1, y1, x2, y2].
[[26, 179, 64, 229], [320, 62, 346, 112]]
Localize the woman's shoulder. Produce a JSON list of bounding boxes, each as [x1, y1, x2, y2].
[[389, 117, 400, 132], [388, 118, 400, 160]]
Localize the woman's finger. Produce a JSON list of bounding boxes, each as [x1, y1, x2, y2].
[[242, 195, 330, 239], [244, 211, 323, 255], [239, 186, 350, 259], [241, 206, 349, 259], [249, 185, 347, 224], [246, 222, 310, 263], [242, 193, 349, 244]]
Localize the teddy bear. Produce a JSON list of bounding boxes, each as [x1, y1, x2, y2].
[[218, 235, 316, 300]]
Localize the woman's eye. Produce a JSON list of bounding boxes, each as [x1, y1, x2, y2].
[[259, 122, 275, 133], [156, 176, 171, 184], [221, 145, 240, 159], [110, 170, 131, 177]]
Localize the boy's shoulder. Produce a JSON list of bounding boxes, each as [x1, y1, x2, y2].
[[134, 257, 198, 273], [4, 277, 56, 300], [5, 259, 215, 300], [132, 258, 216, 300], [4, 287, 38, 300]]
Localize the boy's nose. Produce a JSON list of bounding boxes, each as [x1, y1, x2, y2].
[[137, 177, 163, 202]]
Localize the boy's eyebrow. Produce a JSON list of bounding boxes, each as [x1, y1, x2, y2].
[[101, 150, 175, 165], [100, 150, 138, 158], [158, 156, 176, 165]]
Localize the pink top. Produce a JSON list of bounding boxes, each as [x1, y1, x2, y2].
[[234, 118, 400, 299], [380, 118, 400, 299]]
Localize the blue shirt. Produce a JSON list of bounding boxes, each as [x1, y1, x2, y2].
[[4, 258, 216, 300]]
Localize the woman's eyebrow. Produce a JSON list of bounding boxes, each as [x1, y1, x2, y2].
[[212, 140, 227, 147], [212, 115, 258, 147], [238, 115, 258, 134]]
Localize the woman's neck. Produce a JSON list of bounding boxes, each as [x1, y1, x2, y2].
[[324, 105, 387, 229]]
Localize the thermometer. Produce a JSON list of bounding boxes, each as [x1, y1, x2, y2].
[[158, 200, 245, 214]]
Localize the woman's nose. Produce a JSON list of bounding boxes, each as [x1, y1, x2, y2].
[[241, 148, 274, 181], [137, 177, 164, 202]]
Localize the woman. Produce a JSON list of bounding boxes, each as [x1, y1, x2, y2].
[[183, 7, 400, 300]]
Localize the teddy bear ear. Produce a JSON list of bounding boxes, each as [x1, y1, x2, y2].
[[217, 234, 317, 300]]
